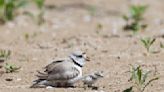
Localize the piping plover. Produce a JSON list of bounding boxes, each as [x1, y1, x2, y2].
[[31, 51, 89, 88], [82, 71, 104, 87]]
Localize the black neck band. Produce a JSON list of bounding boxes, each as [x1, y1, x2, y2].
[[70, 58, 83, 67]]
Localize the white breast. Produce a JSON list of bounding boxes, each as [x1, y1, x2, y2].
[[83, 76, 96, 84], [68, 64, 82, 83]]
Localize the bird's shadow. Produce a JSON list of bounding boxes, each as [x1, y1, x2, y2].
[[30, 85, 100, 90]]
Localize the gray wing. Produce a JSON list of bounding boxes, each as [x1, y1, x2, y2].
[[36, 60, 65, 79], [37, 62, 80, 81], [44, 60, 64, 72], [47, 62, 80, 81]]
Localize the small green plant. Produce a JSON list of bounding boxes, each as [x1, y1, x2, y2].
[[4, 63, 20, 73], [95, 23, 103, 34], [24, 32, 29, 41], [0, 49, 11, 61], [123, 65, 158, 92], [160, 42, 164, 48], [0, 0, 28, 23], [140, 37, 156, 52], [97, 23, 103, 30], [33, 0, 45, 25], [24, 32, 38, 42], [87, 5, 97, 16], [34, 0, 45, 9], [123, 5, 148, 33], [129, 5, 147, 21], [0, 0, 46, 24]]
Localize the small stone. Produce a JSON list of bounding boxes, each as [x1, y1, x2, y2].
[[99, 90, 105, 92], [0, 58, 5, 63], [137, 60, 143, 63], [94, 90, 105, 92], [143, 52, 149, 56], [46, 86, 53, 89], [101, 50, 108, 53], [160, 30, 164, 34], [117, 56, 120, 59], [5, 78, 13, 81], [92, 86, 99, 90], [0, 71, 4, 76], [83, 15, 91, 22], [16, 78, 22, 81], [6, 22, 15, 28], [32, 57, 38, 61]]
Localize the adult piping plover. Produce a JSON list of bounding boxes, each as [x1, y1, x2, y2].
[[31, 51, 89, 88]]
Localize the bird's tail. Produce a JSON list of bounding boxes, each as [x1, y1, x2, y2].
[[30, 79, 48, 88], [30, 71, 48, 88], [36, 70, 48, 79]]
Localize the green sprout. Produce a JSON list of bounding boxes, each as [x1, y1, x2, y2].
[[130, 5, 148, 21], [0, 0, 28, 23], [0, 49, 11, 62], [4, 63, 20, 73], [24, 32, 29, 41], [123, 5, 148, 33], [24, 32, 38, 42], [140, 37, 156, 52], [33, 0, 45, 25], [97, 23, 103, 30], [96, 23, 103, 34], [160, 42, 164, 48], [123, 65, 159, 92], [87, 5, 97, 16], [34, 0, 45, 9], [0, 0, 46, 24]]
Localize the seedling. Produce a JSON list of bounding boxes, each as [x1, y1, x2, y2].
[[4, 63, 20, 73], [123, 65, 158, 92], [24, 32, 29, 41], [24, 32, 38, 42], [87, 5, 97, 16], [0, 0, 28, 23], [140, 37, 156, 52], [129, 5, 147, 21], [0, 49, 11, 62], [160, 42, 164, 48], [123, 5, 148, 33], [97, 23, 103, 30], [96, 23, 103, 34], [34, 0, 45, 9], [33, 0, 45, 25], [0, 0, 46, 24]]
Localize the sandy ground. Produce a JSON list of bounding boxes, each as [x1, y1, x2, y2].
[[0, 0, 164, 92]]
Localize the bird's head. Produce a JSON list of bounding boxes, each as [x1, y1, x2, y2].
[[94, 71, 104, 78], [69, 51, 89, 67]]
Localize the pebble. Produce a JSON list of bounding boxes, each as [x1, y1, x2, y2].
[[16, 78, 22, 81], [83, 15, 91, 22], [5, 78, 13, 81], [46, 86, 54, 89], [94, 90, 105, 92]]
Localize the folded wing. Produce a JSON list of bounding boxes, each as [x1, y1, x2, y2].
[[37, 61, 80, 82]]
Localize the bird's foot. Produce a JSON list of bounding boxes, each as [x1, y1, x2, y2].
[[84, 85, 99, 90]]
